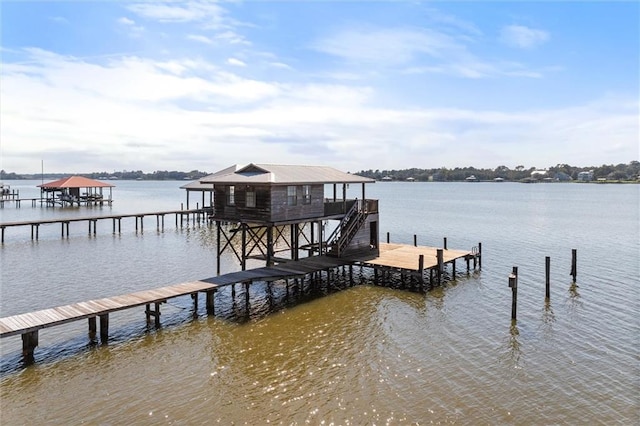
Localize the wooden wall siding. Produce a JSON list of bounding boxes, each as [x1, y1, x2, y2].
[[213, 186, 271, 221], [342, 213, 380, 256], [270, 185, 325, 222], [213, 184, 326, 222]]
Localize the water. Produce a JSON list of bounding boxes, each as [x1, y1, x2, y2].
[[1, 181, 638, 424]]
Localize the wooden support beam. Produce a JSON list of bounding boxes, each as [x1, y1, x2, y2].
[[88, 316, 97, 339], [22, 331, 38, 365], [99, 314, 109, 343], [206, 290, 216, 315]]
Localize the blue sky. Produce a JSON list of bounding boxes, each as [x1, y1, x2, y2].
[[1, 0, 638, 174]]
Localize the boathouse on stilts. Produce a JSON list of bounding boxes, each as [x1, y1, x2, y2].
[[38, 176, 114, 207]]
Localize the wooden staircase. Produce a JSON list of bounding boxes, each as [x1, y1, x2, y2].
[[326, 200, 368, 257]]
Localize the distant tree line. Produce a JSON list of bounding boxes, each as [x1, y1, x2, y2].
[[0, 169, 210, 181], [2, 161, 639, 182], [354, 161, 640, 182]]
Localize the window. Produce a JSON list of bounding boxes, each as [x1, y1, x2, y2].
[[287, 186, 297, 206], [302, 185, 311, 204], [246, 187, 256, 208], [227, 186, 235, 206]]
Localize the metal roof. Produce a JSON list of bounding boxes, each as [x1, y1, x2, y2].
[[38, 176, 115, 189], [196, 163, 374, 186]]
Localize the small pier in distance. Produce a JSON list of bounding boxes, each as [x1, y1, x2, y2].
[[0, 208, 209, 243]]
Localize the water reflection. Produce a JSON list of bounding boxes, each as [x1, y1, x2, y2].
[[566, 281, 584, 314], [499, 320, 524, 372]]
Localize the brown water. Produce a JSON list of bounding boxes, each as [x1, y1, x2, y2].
[[1, 181, 638, 424]]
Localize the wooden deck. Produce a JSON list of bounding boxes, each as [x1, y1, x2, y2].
[[360, 243, 473, 271]]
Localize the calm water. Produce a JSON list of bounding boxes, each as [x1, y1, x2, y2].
[[1, 180, 638, 424]]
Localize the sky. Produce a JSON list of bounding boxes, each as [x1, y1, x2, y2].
[[1, 0, 638, 174]]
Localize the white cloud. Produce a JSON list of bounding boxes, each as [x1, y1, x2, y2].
[[127, 1, 226, 25], [117, 16, 144, 37], [227, 57, 246, 67], [313, 26, 458, 65], [186, 34, 214, 45], [500, 25, 550, 49]]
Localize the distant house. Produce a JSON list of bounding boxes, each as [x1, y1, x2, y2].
[[577, 170, 594, 181], [465, 175, 478, 182], [531, 170, 547, 179], [381, 176, 393, 182], [406, 177, 415, 182]]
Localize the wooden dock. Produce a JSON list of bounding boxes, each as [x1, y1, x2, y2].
[[0, 208, 209, 243], [0, 243, 479, 365]]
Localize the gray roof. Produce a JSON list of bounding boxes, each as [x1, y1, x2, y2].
[[190, 163, 374, 186]]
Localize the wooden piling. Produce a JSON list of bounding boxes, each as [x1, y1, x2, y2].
[[99, 314, 109, 343], [436, 248, 444, 285], [509, 266, 518, 320], [22, 331, 38, 364], [88, 316, 96, 339], [418, 254, 425, 288], [206, 289, 216, 315], [570, 249, 577, 281], [413, 234, 417, 246], [545, 256, 551, 299], [443, 237, 447, 250], [386, 232, 390, 243]]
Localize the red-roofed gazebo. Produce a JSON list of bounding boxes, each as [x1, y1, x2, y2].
[[38, 176, 114, 207]]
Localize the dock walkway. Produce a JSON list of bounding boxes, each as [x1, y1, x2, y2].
[[0, 243, 478, 364], [0, 208, 208, 242]]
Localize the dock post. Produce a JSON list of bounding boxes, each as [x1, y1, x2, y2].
[[387, 232, 390, 243], [1, 226, 4, 243], [444, 237, 447, 250], [206, 289, 216, 315], [509, 267, 518, 320], [436, 248, 444, 285], [545, 256, 551, 299], [478, 242, 482, 270], [140, 216, 144, 232], [191, 292, 199, 313], [36, 224, 39, 240], [570, 249, 577, 282], [244, 282, 250, 310], [93, 219, 97, 235], [418, 254, 425, 290], [156, 215, 160, 231], [413, 234, 417, 246], [22, 331, 39, 365], [118, 218, 121, 233], [88, 316, 97, 340], [99, 314, 109, 343], [112, 218, 116, 234], [154, 302, 161, 328]]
